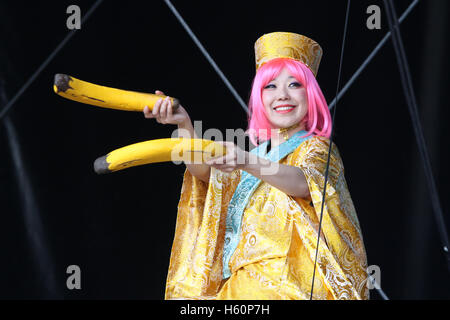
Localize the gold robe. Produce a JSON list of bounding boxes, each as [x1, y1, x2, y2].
[[165, 136, 369, 300]]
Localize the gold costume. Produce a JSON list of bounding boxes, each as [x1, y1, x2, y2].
[[165, 136, 368, 300], [165, 32, 368, 300]]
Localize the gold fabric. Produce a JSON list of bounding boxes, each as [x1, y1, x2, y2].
[[165, 136, 368, 300], [254, 32, 323, 76]]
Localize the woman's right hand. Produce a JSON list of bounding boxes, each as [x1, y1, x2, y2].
[[144, 91, 210, 183], [143, 90, 190, 126]]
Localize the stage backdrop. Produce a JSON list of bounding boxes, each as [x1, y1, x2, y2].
[[0, 0, 449, 299]]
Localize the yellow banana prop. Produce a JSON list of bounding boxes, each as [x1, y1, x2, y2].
[[53, 74, 180, 112], [94, 138, 227, 174]]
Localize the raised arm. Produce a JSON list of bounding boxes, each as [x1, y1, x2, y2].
[[143, 90, 211, 183]]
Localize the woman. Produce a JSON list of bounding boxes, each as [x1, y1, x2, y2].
[[144, 32, 368, 300]]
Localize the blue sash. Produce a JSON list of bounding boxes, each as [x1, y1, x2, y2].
[[222, 130, 313, 279]]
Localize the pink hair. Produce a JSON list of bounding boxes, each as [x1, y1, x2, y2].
[[246, 58, 332, 146]]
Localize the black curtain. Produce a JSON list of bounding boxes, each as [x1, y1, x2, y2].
[[1, 0, 449, 299]]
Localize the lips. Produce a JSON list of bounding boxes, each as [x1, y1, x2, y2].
[[274, 104, 296, 114]]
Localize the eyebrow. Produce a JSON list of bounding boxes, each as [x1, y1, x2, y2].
[[269, 76, 297, 82]]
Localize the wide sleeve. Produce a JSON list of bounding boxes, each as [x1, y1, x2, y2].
[[285, 136, 369, 299], [165, 167, 241, 299]]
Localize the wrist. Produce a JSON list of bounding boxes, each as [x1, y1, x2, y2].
[[176, 117, 196, 139], [177, 117, 192, 129]]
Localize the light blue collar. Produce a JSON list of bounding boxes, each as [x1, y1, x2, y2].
[[222, 130, 313, 279]]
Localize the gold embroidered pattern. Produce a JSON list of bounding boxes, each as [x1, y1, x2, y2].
[[165, 136, 368, 300]]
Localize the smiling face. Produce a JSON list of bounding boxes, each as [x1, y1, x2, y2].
[[262, 67, 308, 130]]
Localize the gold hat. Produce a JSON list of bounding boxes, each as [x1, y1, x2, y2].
[[254, 32, 323, 76]]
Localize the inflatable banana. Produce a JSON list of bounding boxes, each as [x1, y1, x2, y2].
[[53, 74, 180, 112], [94, 138, 227, 174]]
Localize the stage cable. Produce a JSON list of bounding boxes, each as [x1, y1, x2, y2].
[[163, 0, 249, 114], [328, 0, 419, 110], [382, 0, 450, 272], [0, 0, 104, 122], [309, 0, 351, 300], [0, 79, 60, 298]]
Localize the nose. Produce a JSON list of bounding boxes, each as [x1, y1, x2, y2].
[[276, 87, 290, 100]]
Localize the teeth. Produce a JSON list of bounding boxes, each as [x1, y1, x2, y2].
[[275, 106, 294, 111]]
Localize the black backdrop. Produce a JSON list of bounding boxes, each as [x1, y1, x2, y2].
[[0, 0, 449, 299]]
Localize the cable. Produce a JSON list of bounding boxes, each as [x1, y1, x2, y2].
[[382, 0, 450, 272], [309, 0, 351, 300], [163, 0, 249, 114], [0, 0, 104, 121], [328, 0, 419, 110]]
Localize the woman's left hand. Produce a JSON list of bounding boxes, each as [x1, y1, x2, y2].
[[204, 141, 248, 173]]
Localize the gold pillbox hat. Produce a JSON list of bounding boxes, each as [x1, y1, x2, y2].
[[254, 32, 323, 77]]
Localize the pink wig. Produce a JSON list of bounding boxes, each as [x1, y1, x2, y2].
[[246, 58, 332, 146]]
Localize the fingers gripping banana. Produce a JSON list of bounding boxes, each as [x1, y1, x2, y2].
[[53, 74, 180, 112], [94, 138, 227, 174]]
